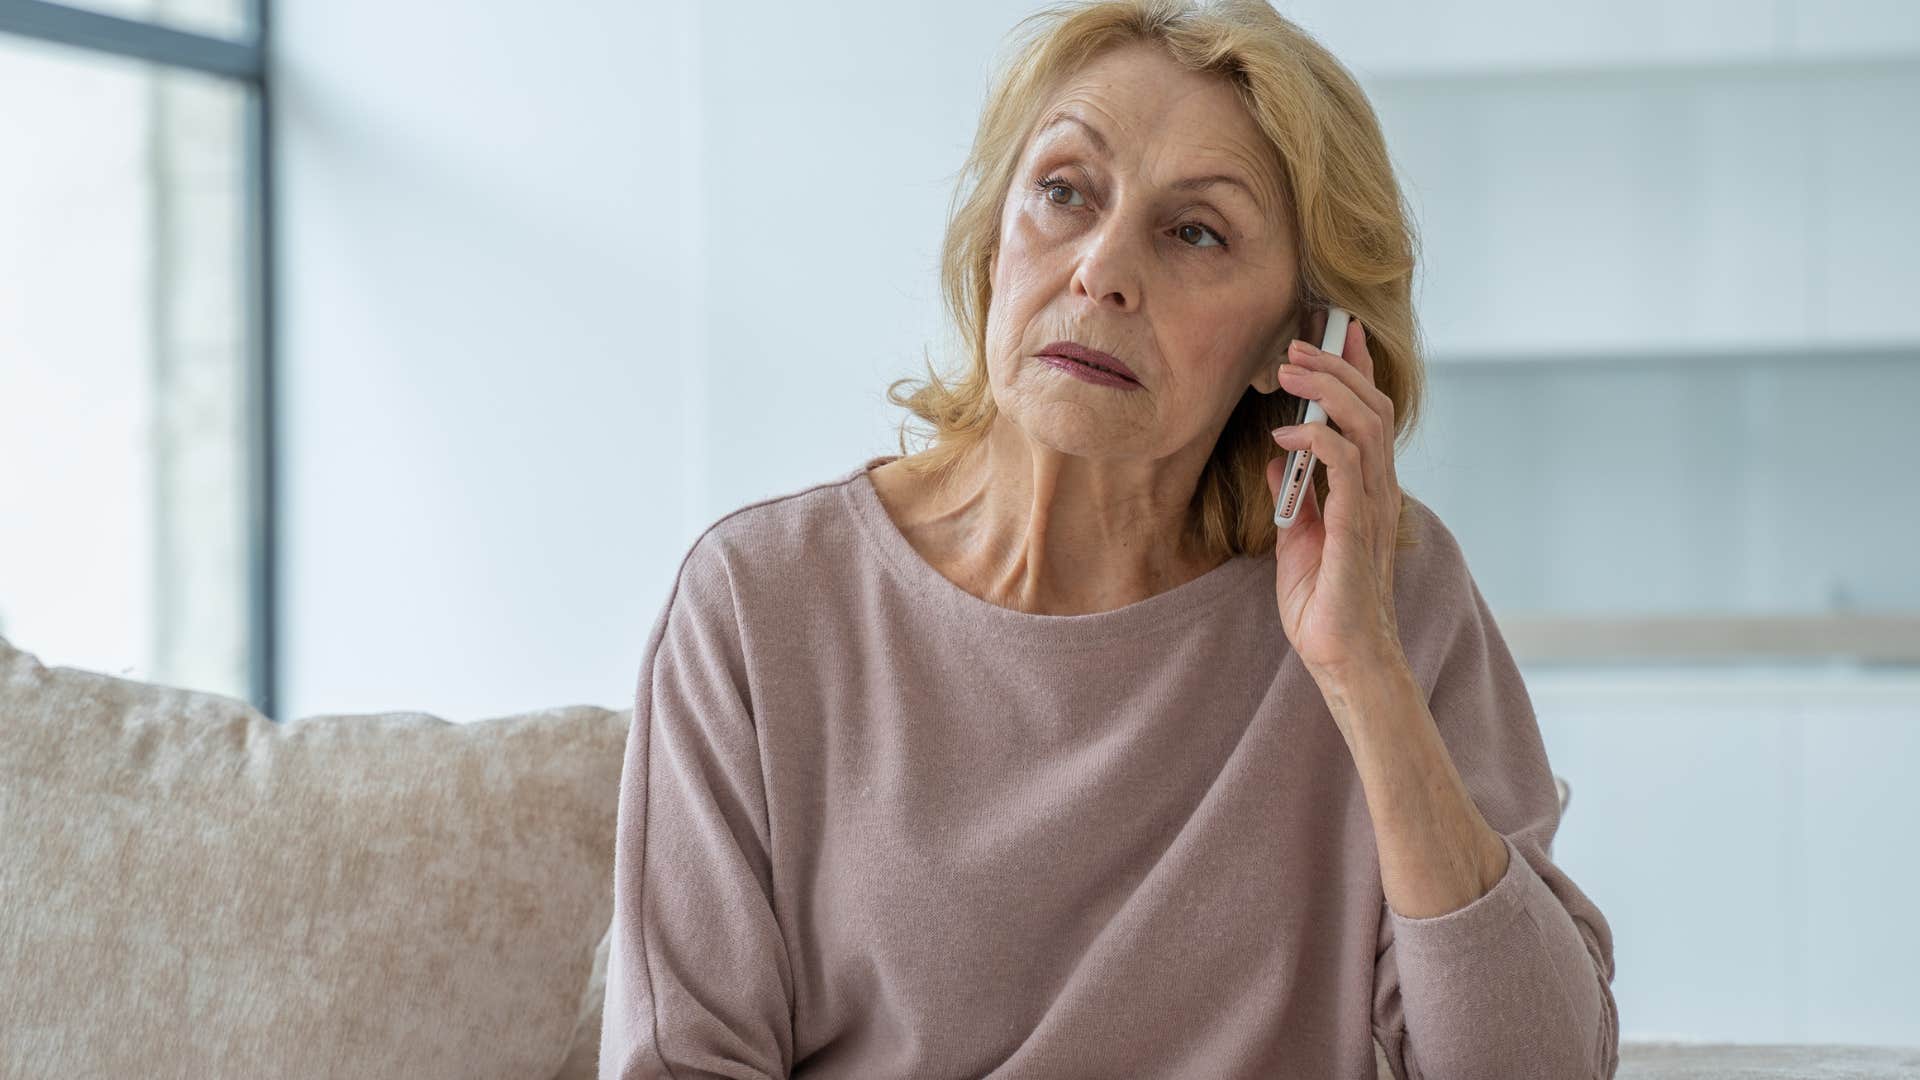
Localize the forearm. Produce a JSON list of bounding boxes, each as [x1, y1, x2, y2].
[[1317, 654, 1510, 920]]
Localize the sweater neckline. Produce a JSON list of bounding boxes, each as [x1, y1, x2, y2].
[[840, 455, 1268, 649]]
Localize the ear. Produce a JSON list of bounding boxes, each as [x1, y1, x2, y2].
[[1250, 344, 1286, 395], [1249, 304, 1311, 395]]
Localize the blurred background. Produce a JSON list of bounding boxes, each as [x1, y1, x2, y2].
[[3, 0, 1916, 1050]]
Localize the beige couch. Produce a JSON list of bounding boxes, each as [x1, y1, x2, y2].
[[0, 634, 617, 1078], [5, 634, 1918, 1079]]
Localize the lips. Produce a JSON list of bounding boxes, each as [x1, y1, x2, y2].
[[1036, 341, 1140, 384]]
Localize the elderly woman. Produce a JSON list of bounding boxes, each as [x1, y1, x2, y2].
[[601, 2, 1618, 1078]]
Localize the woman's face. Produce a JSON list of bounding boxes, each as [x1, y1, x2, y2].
[[984, 41, 1302, 461]]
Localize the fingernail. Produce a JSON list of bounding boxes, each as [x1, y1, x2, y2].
[[1271, 426, 1296, 440], [1288, 339, 1315, 356]]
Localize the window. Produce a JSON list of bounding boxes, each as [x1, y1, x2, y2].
[[0, 0, 274, 712]]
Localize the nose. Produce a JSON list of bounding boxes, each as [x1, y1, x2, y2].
[[1068, 212, 1144, 313]]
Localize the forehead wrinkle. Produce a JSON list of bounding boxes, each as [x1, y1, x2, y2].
[[1034, 105, 1283, 228]]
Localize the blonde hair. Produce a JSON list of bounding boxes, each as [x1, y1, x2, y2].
[[885, 0, 1424, 556]]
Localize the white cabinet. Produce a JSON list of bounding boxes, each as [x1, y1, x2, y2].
[[1327, 4, 1920, 659], [1360, 51, 1920, 358], [1530, 668, 1920, 1045], [1282, 0, 1920, 77]]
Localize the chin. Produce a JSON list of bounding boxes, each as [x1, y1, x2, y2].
[[1019, 408, 1154, 455]]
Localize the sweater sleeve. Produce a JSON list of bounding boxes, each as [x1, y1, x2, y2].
[[600, 536, 794, 1080], [1369, 514, 1621, 1080]]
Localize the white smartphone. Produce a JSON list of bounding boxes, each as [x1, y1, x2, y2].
[[1272, 305, 1350, 529]]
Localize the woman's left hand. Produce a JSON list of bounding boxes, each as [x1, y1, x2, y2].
[[1265, 312, 1406, 695]]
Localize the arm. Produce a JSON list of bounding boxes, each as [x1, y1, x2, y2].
[[600, 539, 794, 1080], [1354, 571, 1619, 1080]]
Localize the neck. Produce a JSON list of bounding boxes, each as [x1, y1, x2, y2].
[[922, 418, 1226, 616]]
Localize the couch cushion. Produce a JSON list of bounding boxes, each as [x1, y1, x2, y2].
[[551, 923, 612, 1080], [0, 635, 627, 1079]]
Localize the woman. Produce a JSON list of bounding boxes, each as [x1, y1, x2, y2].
[[601, 2, 1619, 1078]]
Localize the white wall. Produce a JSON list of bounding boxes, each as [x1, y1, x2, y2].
[[277, 0, 692, 721], [272, 0, 1920, 1045], [275, 0, 1050, 723]]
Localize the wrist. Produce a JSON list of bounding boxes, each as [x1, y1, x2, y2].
[[1309, 644, 1417, 726], [1307, 638, 1412, 692]]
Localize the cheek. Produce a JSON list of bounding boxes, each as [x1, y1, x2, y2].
[[999, 205, 1048, 275], [991, 216, 1055, 318], [1180, 318, 1273, 381]]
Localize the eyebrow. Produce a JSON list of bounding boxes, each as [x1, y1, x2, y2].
[[1036, 110, 1270, 212]]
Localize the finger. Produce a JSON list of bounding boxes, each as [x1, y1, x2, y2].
[[1340, 316, 1374, 387], [1303, 324, 1383, 404], [1279, 348, 1386, 494], [1287, 331, 1393, 441], [1271, 420, 1369, 497], [1338, 317, 1397, 485]]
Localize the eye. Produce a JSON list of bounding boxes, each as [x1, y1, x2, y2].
[[1034, 175, 1231, 251], [1035, 175, 1083, 207], [1176, 222, 1225, 249]]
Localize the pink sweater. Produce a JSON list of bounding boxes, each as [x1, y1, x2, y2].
[[601, 456, 1620, 1079]]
